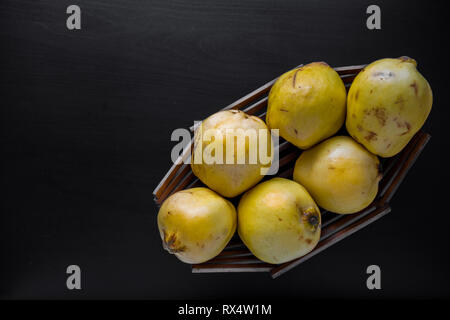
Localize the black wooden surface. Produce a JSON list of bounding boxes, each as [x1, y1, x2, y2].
[[1, 0, 449, 299]]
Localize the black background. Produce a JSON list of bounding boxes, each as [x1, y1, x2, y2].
[[1, 0, 449, 299]]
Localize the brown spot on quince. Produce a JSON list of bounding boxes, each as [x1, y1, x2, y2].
[[410, 81, 418, 95], [399, 122, 412, 135], [365, 131, 377, 141], [374, 107, 387, 126], [162, 230, 186, 254], [292, 68, 303, 88]]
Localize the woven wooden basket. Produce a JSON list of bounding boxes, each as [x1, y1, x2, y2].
[[153, 63, 431, 279]]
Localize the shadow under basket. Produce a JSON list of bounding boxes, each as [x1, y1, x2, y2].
[[153, 63, 431, 279]]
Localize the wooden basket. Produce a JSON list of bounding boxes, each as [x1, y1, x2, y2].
[[153, 64, 431, 279]]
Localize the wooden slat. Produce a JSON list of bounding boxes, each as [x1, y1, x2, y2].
[[277, 140, 293, 154], [276, 149, 301, 168], [215, 249, 252, 258], [243, 97, 268, 116], [222, 237, 246, 249], [334, 64, 366, 75], [320, 213, 342, 229], [378, 156, 398, 188], [161, 171, 197, 203], [192, 263, 273, 273], [340, 73, 358, 84], [156, 164, 191, 205], [205, 257, 263, 265], [185, 177, 202, 190], [319, 205, 376, 241], [277, 167, 294, 179]]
